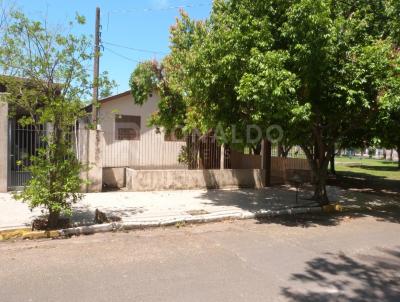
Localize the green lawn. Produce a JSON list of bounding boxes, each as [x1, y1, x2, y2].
[[333, 156, 400, 194], [335, 157, 400, 180]]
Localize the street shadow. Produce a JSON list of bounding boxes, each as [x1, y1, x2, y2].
[[281, 247, 400, 301], [330, 170, 400, 196], [257, 202, 400, 228], [196, 185, 400, 228], [196, 186, 315, 212]]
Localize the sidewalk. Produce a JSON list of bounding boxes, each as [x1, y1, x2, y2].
[[0, 186, 338, 231]]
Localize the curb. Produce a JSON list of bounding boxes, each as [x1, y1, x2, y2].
[[58, 206, 323, 236], [1, 206, 323, 240]]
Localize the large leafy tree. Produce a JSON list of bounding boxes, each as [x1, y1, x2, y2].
[[0, 12, 113, 228], [377, 76, 400, 168], [130, 0, 400, 204]]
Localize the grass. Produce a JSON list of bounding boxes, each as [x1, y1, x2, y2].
[[332, 156, 400, 195], [335, 157, 400, 180]]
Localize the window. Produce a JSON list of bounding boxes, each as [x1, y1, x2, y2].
[[115, 115, 141, 140]]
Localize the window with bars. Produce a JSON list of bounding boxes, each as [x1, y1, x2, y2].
[[115, 115, 141, 140]]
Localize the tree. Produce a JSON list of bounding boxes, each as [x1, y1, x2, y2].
[[0, 0, 12, 32], [377, 80, 400, 169], [130, 1, 400, 205], [0, 12, 113, 228]]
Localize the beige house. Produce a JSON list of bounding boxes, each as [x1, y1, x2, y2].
[[93, 90, 186, 170], [0, 88, 311, 192], [83, 90, 311, 191], [83, 90, 190, 188]]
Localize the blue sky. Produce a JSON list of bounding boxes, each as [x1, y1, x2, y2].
[[14, 0, 212, 93]]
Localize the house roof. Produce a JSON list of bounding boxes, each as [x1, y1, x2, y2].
[[85, 90, 132, 112], [99, 90, 132, 104]]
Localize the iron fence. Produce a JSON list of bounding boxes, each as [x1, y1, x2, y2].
[[8, 120, 83, 189]]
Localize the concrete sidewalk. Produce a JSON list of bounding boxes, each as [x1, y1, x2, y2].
[[0, 186, 340, 231]]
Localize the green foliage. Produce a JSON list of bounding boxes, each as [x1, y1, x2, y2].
[[0, 11, 113, 226], [129, 61, 160, 105], [99, 71, 117, 98], [15, 145, 84, 217], [129, 0, 400, 202]]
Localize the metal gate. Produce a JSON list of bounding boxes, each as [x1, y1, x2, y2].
[[8, 119, 46, 189]]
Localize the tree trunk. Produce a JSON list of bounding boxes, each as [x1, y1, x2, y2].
[[311, 164, 330, 205], [397, 147, 400, 170], [278, 143, 283, 157], [302, 142, 332, 206], [329, 146, 336, 175], [278, 143, 291, 158], [47, 210, 60, 229]]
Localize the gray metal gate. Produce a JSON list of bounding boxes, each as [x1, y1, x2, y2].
[[8, 119, 46, 189]]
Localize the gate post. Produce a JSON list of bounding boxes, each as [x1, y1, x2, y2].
[[261, 139, 272, 187], [87, 129, 103, 192], [0, 100, 8, 192]]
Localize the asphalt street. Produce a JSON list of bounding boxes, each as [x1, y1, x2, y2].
[[1, 214, 399, 302]]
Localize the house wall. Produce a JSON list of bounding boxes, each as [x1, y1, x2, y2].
[[0, 100, 7, 192], [98, 92, 186, 169]]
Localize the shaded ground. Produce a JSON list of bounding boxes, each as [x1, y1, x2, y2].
[[0, 217, 399, 301], [282, 247, 400, 301], [258, 188, 400, 228], [331, 157, 400, 195]]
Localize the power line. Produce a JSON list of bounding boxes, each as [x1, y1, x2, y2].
[[108, 2, 212, 14], [102, 41, 168, 55], [103, 46, 143, 63]]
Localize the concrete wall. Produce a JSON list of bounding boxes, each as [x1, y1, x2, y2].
[[123, 156, 311, 192], [77, 129, 103, 193], [98, 92, 185, 169], [87, 130, 103, 192], [103, 167, 125, 188], [126, 168, 265, 191], [0, 100, 7, 192]]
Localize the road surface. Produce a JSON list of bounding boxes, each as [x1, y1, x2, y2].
[[1, 214, 399, 301]]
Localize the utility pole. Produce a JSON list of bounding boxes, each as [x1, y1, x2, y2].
[[92, 7, 100, 127]]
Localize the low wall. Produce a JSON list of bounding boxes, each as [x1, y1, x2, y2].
[[126, 168, 265, 191], [103, 167, 126, 188]]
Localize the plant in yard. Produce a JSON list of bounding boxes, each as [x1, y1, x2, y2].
[[130, 0, 400, 205], [0, 12, 114, 228]]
